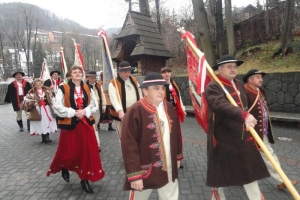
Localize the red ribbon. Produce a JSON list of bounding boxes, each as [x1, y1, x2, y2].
[[170, 87, 185, 122], [40, 100, 52, 127], [74, 88, 89, 126]]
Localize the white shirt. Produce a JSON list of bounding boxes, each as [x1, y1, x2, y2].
[[17, 81, 23, 95], [108, 78, 142, 112], [157, 102, 172, 170], [53, 86, 98, 118]]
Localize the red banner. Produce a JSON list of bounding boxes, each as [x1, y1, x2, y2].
[[182, 31, 211, 133]]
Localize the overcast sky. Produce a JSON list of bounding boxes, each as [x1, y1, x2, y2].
[[1, 0, 258, 29]]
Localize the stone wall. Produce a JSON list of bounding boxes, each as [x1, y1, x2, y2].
[[173, 72, 300, 113]]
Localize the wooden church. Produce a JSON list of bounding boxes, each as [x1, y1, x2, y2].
[[112, 11, 173, 75]]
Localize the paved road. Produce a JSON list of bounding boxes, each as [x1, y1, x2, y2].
[[0, 103, 299, 200]]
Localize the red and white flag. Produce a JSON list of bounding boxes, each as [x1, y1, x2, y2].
[[59, 49, 68, 82], [73, 39, 86, 79], [39, 58, 50, 81], [181, 31, 212, 133]]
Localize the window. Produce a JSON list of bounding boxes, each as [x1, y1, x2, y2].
[[245, 13, 250, 19]]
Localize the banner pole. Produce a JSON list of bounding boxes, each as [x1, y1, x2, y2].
[[185, 35, 300, 200]]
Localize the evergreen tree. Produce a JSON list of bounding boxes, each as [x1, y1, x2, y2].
[[33, 42, 46, 78]]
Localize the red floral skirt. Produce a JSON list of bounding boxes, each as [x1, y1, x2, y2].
[[46, 121, 105, 182]]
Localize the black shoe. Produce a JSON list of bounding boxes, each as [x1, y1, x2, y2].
[[61, 168, 70, 182], [17, 120, 23, 132], [108, 123, 115, 131], [180, 165, 184, 169], [41, 134, 46, 143], [80, 180, 94, 193], [45, 133, 52, 143], [27, 119, 30, 132]]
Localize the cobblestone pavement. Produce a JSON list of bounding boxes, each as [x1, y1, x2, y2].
[[0, 103, 299, 200]]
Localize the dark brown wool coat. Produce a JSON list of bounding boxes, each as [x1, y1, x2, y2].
[[245, 85, 275, 144], [205, 76, 269, 187], [121, 98, 183, 190]]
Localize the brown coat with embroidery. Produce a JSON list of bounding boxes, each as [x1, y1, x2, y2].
[[25, 86, 54, 117], [205, 76, 269, 187], [121, 98, 183, 190], [245, 85, 275, 144]]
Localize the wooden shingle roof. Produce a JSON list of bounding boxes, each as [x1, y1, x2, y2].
[[113, 11, 173, 58]]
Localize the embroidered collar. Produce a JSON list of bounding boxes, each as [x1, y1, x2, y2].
[[218, 75, 237, 88], [245, 84, 259, 95], [140, 98, 158, 113]]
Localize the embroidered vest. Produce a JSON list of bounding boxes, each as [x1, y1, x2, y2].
[[57, 83, 95, 129], [110, 76, 140, 121]]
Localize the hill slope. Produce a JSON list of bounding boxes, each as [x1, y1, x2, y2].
[[236, 35, 300, 74]]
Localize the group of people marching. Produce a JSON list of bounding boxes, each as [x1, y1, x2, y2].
[[4, 57, 298, 199]]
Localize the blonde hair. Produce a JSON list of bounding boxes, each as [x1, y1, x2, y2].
[[33, 78, 43, 86], [69, 66, 83, 74]]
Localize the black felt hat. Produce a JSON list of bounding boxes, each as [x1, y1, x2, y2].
[[212, 54, 244, 71], [140, 72, 169, 88], [50, 70, 61, 76], [12, 71, 25, 77], [86, 71, 97, 77], [243, 69, 266, 83], [117, 61, 135, 72]]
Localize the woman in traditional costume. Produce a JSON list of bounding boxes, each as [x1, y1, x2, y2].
[[46, 66, 105, 193], [24, 78, 57, 143]]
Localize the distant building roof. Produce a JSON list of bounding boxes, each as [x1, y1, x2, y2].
[[113, 11, 173, 58]]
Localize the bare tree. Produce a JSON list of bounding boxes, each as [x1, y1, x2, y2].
[[225, 0, 236, 55], [9, 4, 40, 76], [125, 0, 132, 11], [274, 0, 295, 56], [155, 0, 162, 32], [210, 0, 225, 57], [265, 0, 270, 35], [139, 0, 150, 15], [191, 0, 216, 66]]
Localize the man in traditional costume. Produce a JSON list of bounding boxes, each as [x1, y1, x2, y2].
[[205, 55, 270, 200], [4, 71, 32, 132], [243, 69, 297, 190], [161, 66, 186, 168], [44, 70, 63, 96], [108, 61, 142, 139], [46, 66, 105, 193], [86, 71, 106, 151], [121, 72, 183, 200]]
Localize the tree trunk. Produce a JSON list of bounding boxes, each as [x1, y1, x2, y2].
[[155, 0, 161, 33], [139, 0, 150, 15], [0, 32, 5, 68], [215, 0, 225, 57], [192, 0, 217, 66], [273, 0, 295, 56], [225, 0, 236, 55], [265, 0, 270, 35]]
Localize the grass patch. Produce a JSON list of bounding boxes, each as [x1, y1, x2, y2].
[[171, 35, 300, 76]]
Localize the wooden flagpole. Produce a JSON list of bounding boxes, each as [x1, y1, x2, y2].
[[185, 35, 300, 200]]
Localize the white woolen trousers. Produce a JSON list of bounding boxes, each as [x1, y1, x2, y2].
[[129, 168, 179, 200], [92, 109, 101, 147], [260, 136, 282, 184], [211, 181, 262, 200]]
